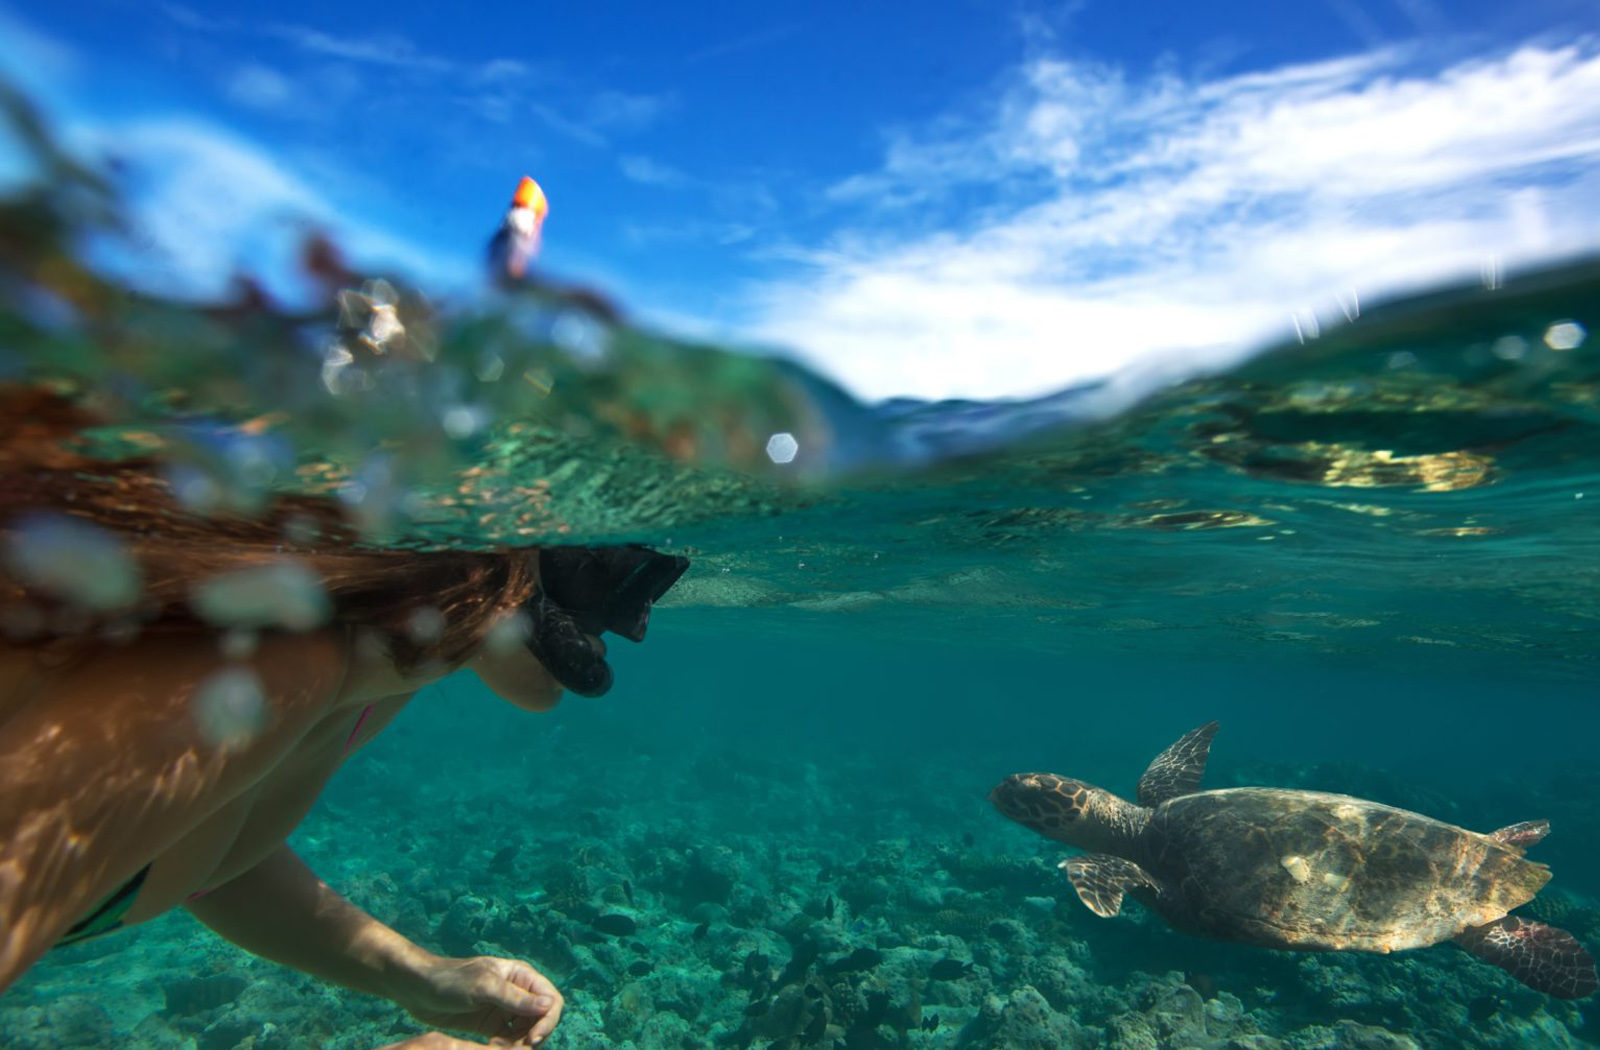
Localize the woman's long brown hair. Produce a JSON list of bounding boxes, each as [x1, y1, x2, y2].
[[0, 386, 538, 672]]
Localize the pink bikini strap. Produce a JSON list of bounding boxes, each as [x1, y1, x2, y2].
[[343, 704, 375, 757]]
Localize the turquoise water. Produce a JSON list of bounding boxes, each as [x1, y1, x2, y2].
[[5, 92, 1600, 1048]]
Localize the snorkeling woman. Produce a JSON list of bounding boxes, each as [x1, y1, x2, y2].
[[0, 387, 688, 1049]]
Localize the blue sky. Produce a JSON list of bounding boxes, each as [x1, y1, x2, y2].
[[3, 0, 1598, 400]]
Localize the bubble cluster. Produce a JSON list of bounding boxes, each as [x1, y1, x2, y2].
[[192, 666, 268, 751], [2, 513, 141, 612], [190, 560, 331, 631]]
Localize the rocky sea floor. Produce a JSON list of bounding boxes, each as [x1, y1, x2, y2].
[[7, 703, 1600, 1050]]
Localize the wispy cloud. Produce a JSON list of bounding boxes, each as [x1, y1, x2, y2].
[[619, 154, 691, 188], [157, 2, 231, 33], [188, 14, 673, 148], [225, 63, 294, 111], [262, 23, 453, 73], [585, 90, 675, 133], [749, 41, 1600, 401], [685, 23, 804, 65], [623, 219, 756, 248], [70, 117, 471, 301]]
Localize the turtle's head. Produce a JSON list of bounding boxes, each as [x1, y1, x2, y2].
[[990, 773, 1140, 851]]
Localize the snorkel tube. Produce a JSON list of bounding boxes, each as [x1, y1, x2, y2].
[[523, 545, 690, 697]]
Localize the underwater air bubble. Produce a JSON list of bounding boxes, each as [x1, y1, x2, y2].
[[476, 352, 506, 383], [1490, 335, 1528, 360], [482, 608, 533, 656], [320, 342, 364, 395], [190, 560, 331, 631], [442, 405, 488, 439], [2, 512, 142, 612], [406, 606, 446, 645], [766, 432, 799, 465], [192, 666, 267, 751], [550, 309, 609, 365], [1543, 321, 1586, 351], [165, 462, 226, 515]]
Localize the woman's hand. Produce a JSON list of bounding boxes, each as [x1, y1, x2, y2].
[[376, 1033, 525, 1050], [397, 955, 564, 1047], [375, 1032, 537, 1050]]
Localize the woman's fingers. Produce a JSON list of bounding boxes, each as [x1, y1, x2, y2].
[[525, 990, 563, 1046], [377, 1033, 497, 1050], [493, 960, 563, 1045]]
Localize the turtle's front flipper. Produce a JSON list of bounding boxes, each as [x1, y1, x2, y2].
[[1137, 721, 1219, 807], [1455, 916, 1598, 999], [1060, 855, 1160, 918]]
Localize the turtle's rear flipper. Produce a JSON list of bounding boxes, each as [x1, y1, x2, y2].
[[1060, 855, 1160, 918], [1455, 916, 1598, 999], [1490, 820, 1550, 853]]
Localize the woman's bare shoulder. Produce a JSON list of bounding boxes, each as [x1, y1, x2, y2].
[[1, 628, 354, 737]]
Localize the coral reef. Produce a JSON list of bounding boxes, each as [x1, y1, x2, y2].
[[4, 723, 1595, 1049]]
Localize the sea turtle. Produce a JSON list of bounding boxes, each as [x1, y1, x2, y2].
[[989, 721, 1598, 998]]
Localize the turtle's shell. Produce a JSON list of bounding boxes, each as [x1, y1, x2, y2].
[[1139, 788, 1550, 952]]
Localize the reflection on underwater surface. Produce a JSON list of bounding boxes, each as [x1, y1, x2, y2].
[[4, 90, 1600, 1047]]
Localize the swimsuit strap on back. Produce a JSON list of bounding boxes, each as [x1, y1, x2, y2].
[[57, 864, 150, 947]]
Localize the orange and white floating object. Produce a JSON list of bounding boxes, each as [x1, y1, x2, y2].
[[488, 175, 548, 282]]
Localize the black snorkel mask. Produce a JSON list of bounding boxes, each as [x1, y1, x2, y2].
[[523, 545, 690, 697]]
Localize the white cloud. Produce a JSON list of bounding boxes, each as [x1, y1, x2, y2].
[[685, 23, 805, 65], [70, 118, 471, 302], [619, 154, 691, 188], [264, 23, 452, 73], [225, 64, 294, 111], [586, 90, 675, 132], [749, 41, 1600, 402]]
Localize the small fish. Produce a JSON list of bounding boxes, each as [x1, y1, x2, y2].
[[823, 947, 883, 975], [745, 999, 770, 1018], [591, 913, 637, 937], [627, 960, 652, 977], [803, 1011, 827, 1042], [1183, 971, 1218, 1000], [744, 951, 770, 977], [1467, 995, 1504, 1023], [824, 896, 836, 920], [487, 845, 518, 876], [923, 1014, 940, 1032], [780, 937, 821, 986], [693, 921, 709, 941], [804, 983, 824, 1000], [929, 958, 974, 981]]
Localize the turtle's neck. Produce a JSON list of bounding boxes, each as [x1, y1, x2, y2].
[[1080, 789, 1151, 854]]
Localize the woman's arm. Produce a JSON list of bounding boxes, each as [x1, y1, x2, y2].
[[184, 845, 436, 999], [188, 846, 563, 1044]]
